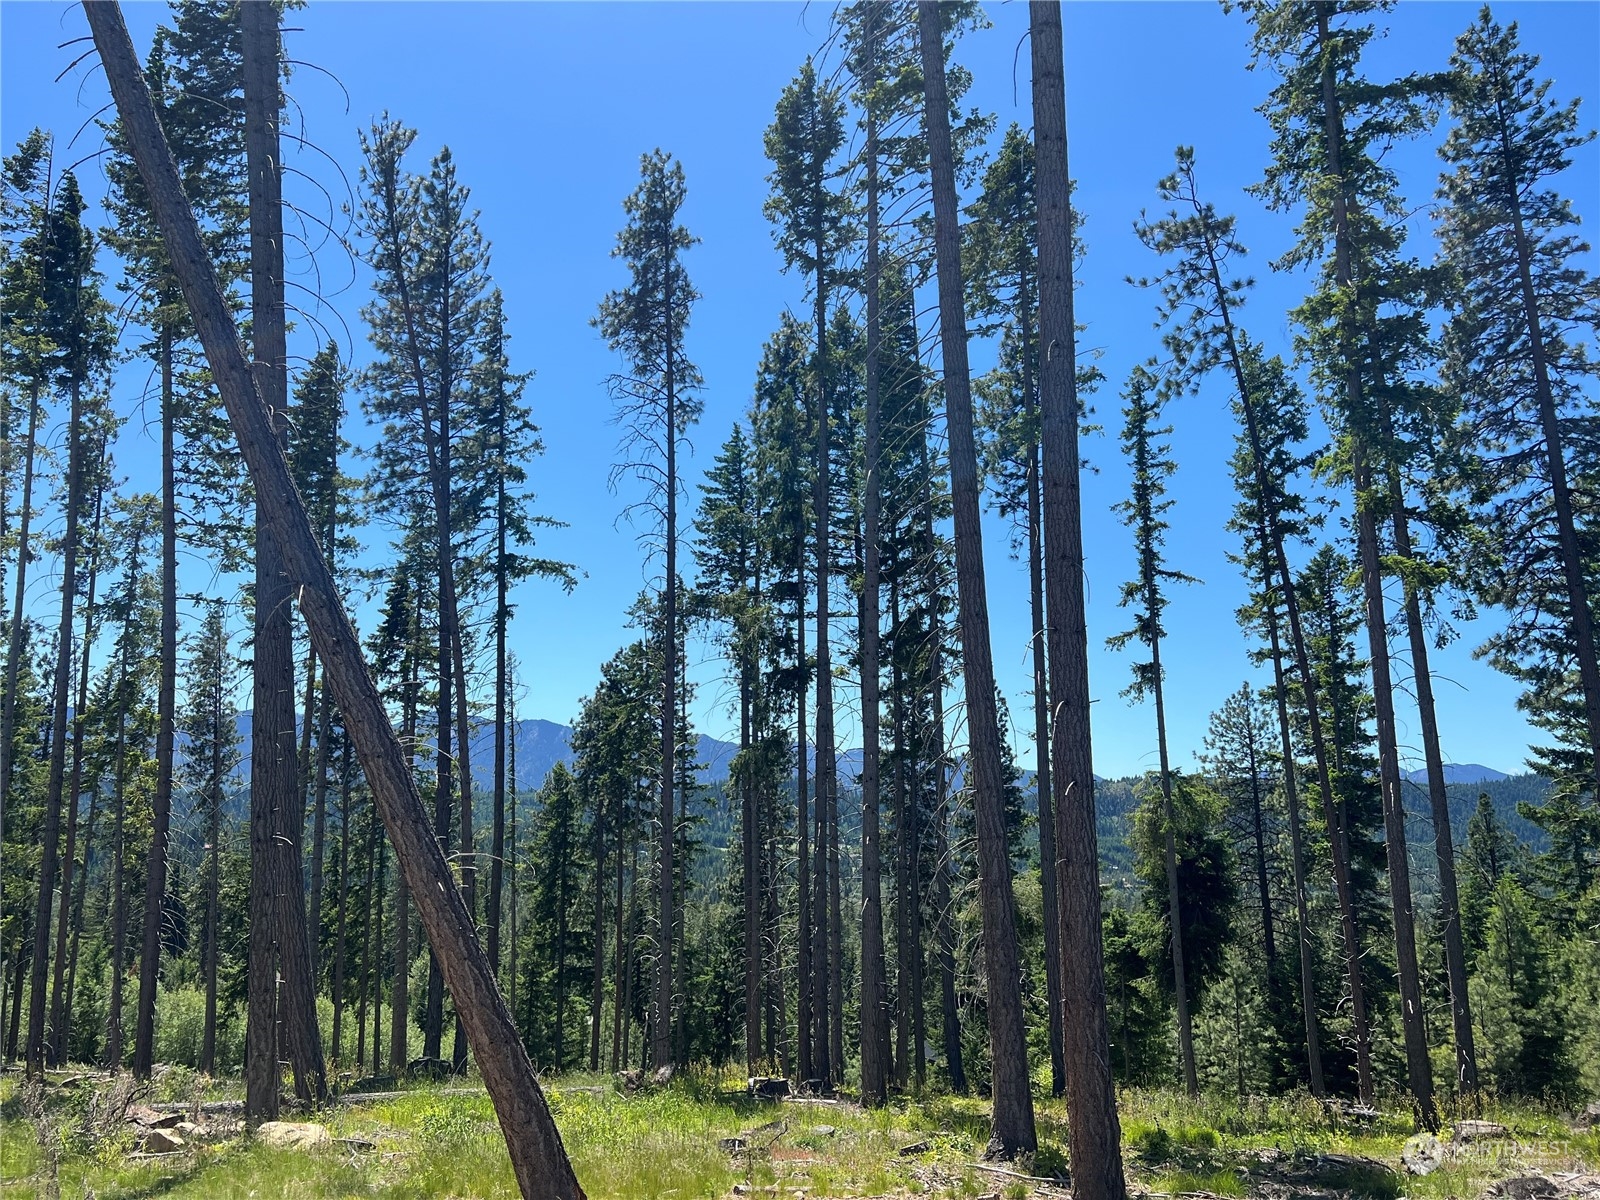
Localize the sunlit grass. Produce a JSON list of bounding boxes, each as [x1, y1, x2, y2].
[[1, 1067, 1595, 1199]]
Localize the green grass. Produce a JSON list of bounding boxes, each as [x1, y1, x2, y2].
[[2, 1069, 1595, 1199]]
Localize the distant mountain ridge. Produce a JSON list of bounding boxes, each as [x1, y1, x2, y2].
[[1403, 763, 1508, 785], [223, 712, 1513, 793]]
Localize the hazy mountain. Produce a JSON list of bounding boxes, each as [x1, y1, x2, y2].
[[1403, 763, 1509, 785]]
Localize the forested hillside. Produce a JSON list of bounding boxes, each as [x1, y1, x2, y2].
[[2, 2, 1598, 1197]]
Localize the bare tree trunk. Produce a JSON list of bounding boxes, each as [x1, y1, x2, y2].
[[332, 742, 352, 1066], [1150, 636, 1198, 1096], [49, 444, 105, 1063], [310, 682, 333, 983], [201, 610, 224, 1075], [0, 385, 42, 824], [857, 6, 890, 1102], [134, 327, 177, 1081], [743, 655, 760, 1074], [796, 579, 812, 1083], [654, 271, 679, 1073], [589, 791, 606, 1072], [930, 648, 964, 1095], [105, 673, 129, 1069], [1384, 468, 1477, 1092], [241, 1, 326, 1108], [810, 268, 835, 1094], [1029, 6, 1124, 1195], [26, 377, 81, 1076], [86, 7, 585, 1192], [920, 2, 1035, 1154]]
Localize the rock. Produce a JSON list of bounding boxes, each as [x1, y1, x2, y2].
[[898, 1139, 931, 1156], [139, 1128, 186, 1154], [1455, 1120, 1510, 1143], [1403, 1134, 1445, 1176], [127, 1105, 184, 1130], [407, 1057, 452, 1081], [1490, 1177, 1560, 1200], [748, 1075, 790, 1100], [174, 1121, 210, 1141], [617, 1068, 644, 1093], [1577, 1101, 1600, 1131], [812, 1124, 837, 1138], [651, 1065, 674, 1087], [718, 1136, 747, 1154], [256, 1121, 332, 1150]]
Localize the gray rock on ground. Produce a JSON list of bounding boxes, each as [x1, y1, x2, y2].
[[256, 1120, 332, 1150]]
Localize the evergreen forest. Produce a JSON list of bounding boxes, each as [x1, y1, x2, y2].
[[1, 3, 1597, 1199]]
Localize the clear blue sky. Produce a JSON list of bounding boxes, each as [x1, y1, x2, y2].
[[3, 1, 1597, 779]]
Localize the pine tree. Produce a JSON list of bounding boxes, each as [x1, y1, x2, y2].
[[26, 171, 113, 1075], [1246, 0, 1447, 1127], [1108, 365, 1202, 1095], [180, 601, 240, 1075], [1470, 874, 1575, 1098], [764, 60, 851, 1087], [595, 149, 702, 1072], [1439, 8, 1600, 796]]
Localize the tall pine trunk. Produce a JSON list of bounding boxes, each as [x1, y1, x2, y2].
[[857, 7, 890, 1102], [1029, 6, 1124, 1194], [920, 2, 1035, 1155], [242, 0, 325, 1110], [1315, 8, 1436, 1130]]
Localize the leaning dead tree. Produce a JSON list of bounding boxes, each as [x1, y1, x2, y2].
[[81, 5, 584, 1197]]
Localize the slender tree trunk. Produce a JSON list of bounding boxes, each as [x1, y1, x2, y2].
[[1243, 713, 1277, 971], [589, 791, 606, 1072], [0, 386, 41, 821], [1150, 636, 1197, 1096], [1385, 468, 1477, 1092], [796, 576, 812, 1083], [49, 450, 104, 1063], [892, 581, 911, 1091], [1029, 6, 1124, 1194], [134, 328, 177, 1079], [489, 446, 509, 978], [332, 742, 352, 1066], [921, 3, 1035, 1153], [371, 824, 386, 1076], [310, 680, 333, 984], [390, 661, 416, 1076], [1314, 8, 1436, 1130], [105, 665, 130, 1069], [858, 13, 890, 1100], [87, 8, 587, 1190], [743, 649, 760, 1074], [26, 378, 81, 1076], [654, 271, 679, 1073], [201, 646, 223, 1075], [1026, 385, 1067, 1098], [450, 603, 475, 1071], [810, 277, 835, 1094], [931, 648, 964, 1095]]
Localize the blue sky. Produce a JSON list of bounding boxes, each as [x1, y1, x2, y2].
[[3, 1, 1597, 780]]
